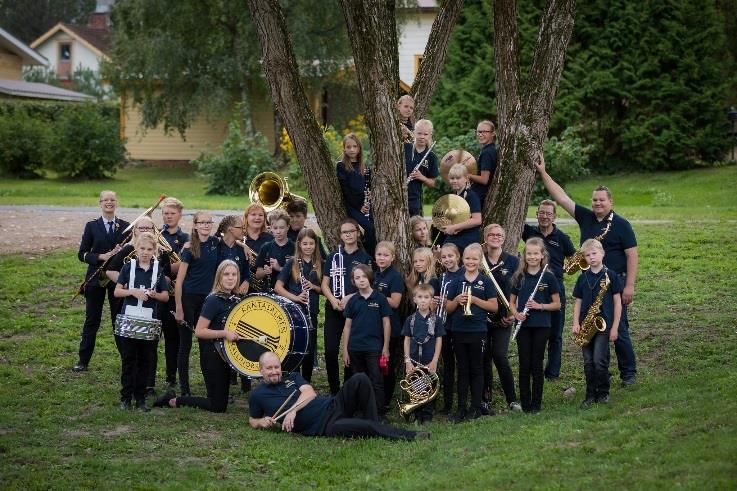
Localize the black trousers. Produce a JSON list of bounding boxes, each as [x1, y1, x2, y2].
[[115, 334, 155, 403], [176, 341, 231, 413], [483, 323, 518, 404], [453, 331, 485, 412], [300, 311, 319, 382], [349, 351, 384, 413], [516, 326, 550, 412], [79, 281, 120, 365], [324, 305, 351, 394], [382, 336, 403, 411], [321, 373, 418, 441], [441, 332, 455, 411], [583, 331, 611, 399], [179, 293, 206, 394], [159, 300, 180, 385]]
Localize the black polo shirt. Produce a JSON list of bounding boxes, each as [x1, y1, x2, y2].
[[248, 373, 332, 436], [574, 205, 637, 275], [256, 239, 296, 290], [404, 142, 439, 213], [337, 161, 367, 212], [373, 266, 405, 337], [322, 247, 372, 299], [217, 241, 251, 285], [522, 224, 576, 281], [511, 270, 560, 328], [117, 260, 169, 318], [199, 293, 241, 332], [572, 268, 623, 330], [472, 143, 497, 204], [180, 236, 220, 295], [486, 251, 518, 320], [277, 258, 321, 315], [287, 227, 328, 257], [245, 232, 273, 254], [401, 311, 446, 364], [446, 273, 495, 333], [161, 225, 189, 254], [344, 289, 392, 352]]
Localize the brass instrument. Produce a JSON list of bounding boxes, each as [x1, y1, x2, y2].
[[236, 238, 265, 292], [249, 172, 306, 213], [436, 272, 449, 322], [330, 245, 345, 299], [511, 265, 549, 341], [439, 150, 477, 184], [564, 212, 614, 275], [399, 359, 439, 417], [402, 127, 414, 144], [462, 282, 473, 316], [480, 255, 510, 318], [406, 141, 437, 184], [156, 230, 181, 264], [573, 270, 610, 347]]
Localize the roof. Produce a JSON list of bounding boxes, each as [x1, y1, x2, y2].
[[0, 27, 48, 66], [30, 22, 111, 58], [0, 79, 94, 101]]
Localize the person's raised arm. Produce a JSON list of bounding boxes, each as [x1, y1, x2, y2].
[[534, 152, 575, 217]]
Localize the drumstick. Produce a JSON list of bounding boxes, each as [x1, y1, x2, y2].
[[273, 398, 310, 423], [271, 389, 298, 420]]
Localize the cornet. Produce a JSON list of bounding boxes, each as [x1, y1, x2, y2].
[[330, 245, 345, 299]]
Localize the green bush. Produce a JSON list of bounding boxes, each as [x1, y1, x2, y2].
[[535, 126, 592, 200], [45, 103, 126, 179], [194, 121, 274, 195], [0, 111, 47, 178]]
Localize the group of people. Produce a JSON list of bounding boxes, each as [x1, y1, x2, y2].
[[73, 96, 639, 440]]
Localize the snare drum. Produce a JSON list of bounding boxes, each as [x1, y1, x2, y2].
[[114, 314, 162, 341], [216, 293, 309, 378]]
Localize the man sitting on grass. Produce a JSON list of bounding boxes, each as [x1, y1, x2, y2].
[[248, 352, 429, 441]]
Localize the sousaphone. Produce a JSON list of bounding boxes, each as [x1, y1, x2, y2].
[[249, 172, 306, 212]]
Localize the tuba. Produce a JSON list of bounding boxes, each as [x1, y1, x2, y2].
[[399, 359, 439, 417], [573, 271, 610, 347], [249, 172, 306, 212]]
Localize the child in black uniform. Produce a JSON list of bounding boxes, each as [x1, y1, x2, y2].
[[114, 233, 169, 411], [256, 210, 295, 291], [336, 133, 376, 255], [402, 284, 445, 423], [573, 239, 622, 407], [510, 237, 561, 413]]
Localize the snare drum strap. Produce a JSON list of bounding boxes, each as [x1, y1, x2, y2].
[[128, 258, 160, 291]]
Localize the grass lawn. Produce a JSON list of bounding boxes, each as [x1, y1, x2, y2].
[[1, 167, 736, 488]]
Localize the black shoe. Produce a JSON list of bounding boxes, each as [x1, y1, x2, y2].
[[466, 408, 482, 420], [580, 397, 596, 409], [621, 377, 636, 387], [135, 400, 151, 412], [72, 362, 88, 372], [119, 400, 132, 410], [153, 391, 175, 408], [145, 387, 156, 398], [449, 409, 466, 423], [413, 431, 431, 441], [479, 402, 496, 416], [596, 394, 610, 404]]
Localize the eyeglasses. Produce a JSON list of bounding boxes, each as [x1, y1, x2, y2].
[[341, 229, 358, 235], [195, 221, 214, 225], [537, 212, 555, 217]]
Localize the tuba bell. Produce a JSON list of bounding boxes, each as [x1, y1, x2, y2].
[[249, 171, 306, 212]]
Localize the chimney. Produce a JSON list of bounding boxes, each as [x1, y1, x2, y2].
[[88, 12, 109, 29]]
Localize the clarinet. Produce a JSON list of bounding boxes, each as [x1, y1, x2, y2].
[[298, 257, 312, 329], [511, 265, 548, 341], [363, 167, 371, 218]]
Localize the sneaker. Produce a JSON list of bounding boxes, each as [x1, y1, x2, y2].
[[596, 394, 610, 404], [72, 362, 88, 373], [621, 377, 637, 387], [135, 400, 151, 412], [119, 400, 132, 411], [580, 397, 596, 409], [145, 387, 156, 398], [479, 402, 491, 416], [509, 402, 522, 412], [414, 431, 431, 441]]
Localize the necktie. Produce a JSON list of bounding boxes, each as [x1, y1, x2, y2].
[[107, 220, 114, 237]]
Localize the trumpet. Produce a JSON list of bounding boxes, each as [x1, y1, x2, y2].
[[462, 281, 473, 316], [512, 265, 548, 341], [330, 245, 345, 299], [406, 141, 437, 184], [436, 272, 449, 322]]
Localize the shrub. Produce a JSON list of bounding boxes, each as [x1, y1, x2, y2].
[[0, 111, 48, 178], [45, 103, 126, 179], [194, 121, 274, 195], [535, 126, 592, 200]]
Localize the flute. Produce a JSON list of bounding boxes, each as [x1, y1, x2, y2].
[[406, 141, 437, 184], [511, 265, 548, 341]]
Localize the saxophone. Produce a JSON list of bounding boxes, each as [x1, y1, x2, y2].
[[564, 212, 614, 275], [573, 271, 610, 347]]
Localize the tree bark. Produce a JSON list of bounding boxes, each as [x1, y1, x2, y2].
[[486, 0, 576, 251], [411, 0, 466, 119], [245, 0, 343, 248], [339, 0, 414, 269]]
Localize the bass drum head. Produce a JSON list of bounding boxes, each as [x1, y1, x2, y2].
[[217, 294, 309, 378]]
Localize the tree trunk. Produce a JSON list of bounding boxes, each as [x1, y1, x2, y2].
[[411, 0, 465, 119], [486, 0, 576, 251], [245, 0, 343, 248], [339, 0, 413, 269]]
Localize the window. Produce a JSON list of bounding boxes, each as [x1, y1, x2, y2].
[[59, 43, 71, 60]]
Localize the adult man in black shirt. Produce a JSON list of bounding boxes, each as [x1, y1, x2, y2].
[[249, 352, 428, 441]]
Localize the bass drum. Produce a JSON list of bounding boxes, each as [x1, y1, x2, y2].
[[216, 293, 309, 378]]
